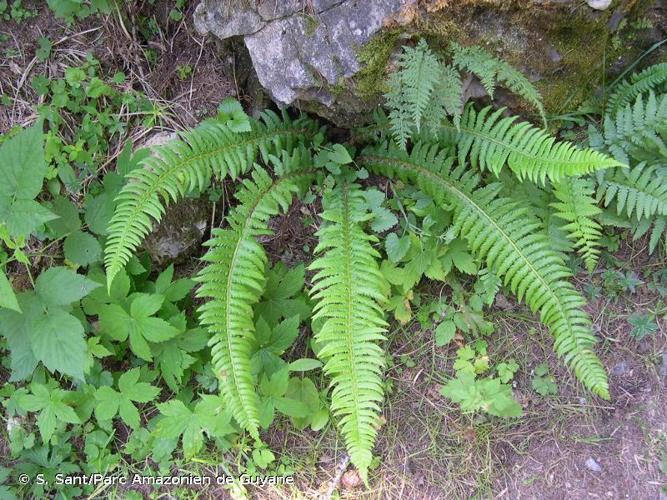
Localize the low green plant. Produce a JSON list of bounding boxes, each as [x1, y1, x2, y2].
[[92, 40, 628, 480], [6, 40, 665, 489], [441, 340, 522, 417], [531, 363, 558, 396]]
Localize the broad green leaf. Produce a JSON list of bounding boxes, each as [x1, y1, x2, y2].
[[435, 319, 456, 346], [0, 120, 45, 200], [288, 358, 323, 372], [94, 386, 120, 421], [30, 307, 87, 381], [2, 199, 57, 237], [0, 268, 20, 312], [385, 232, 411, 263], [64, 230, 101, 266], [46, 195, 81, 236], [130, 293, 165, 317], [35, 267, 100, 306]]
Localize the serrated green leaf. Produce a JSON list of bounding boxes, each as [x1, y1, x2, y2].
[[35, 267, 100, 306], [64, 230, 101, 266], [385, 232, 411, 263], [0, 268, 20, 312], [435, 319, 456, 346]]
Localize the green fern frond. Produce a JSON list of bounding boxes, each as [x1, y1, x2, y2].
[[551, 177, 603, 272], [630, 213, 667, 254], [195, 150, 315, 439], [450, 42, 546, 126], [359, 143, 610, 399], [596, 163, 667, 221], [589, 91, 667, 164], [606, 62, 667, 112], [385, 39, 442, 148], [104, 111, 318, 289], [309, 182, 388, 482], [440, 105, 622, 184]]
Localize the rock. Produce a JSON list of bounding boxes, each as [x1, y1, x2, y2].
[[611, 361, 630, 376], [587, 0, 613, 10], [143, 198, 209, 267], [195, 0, 666, 124], [584, 457, 603, 473]]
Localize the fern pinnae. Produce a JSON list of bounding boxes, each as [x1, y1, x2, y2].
[[359, 143, 610, 399], [596, 163, 667, 220], [606, 62, 667, 112], [589, 91, 667, 164], [196, 149, 316, 439], [551, 177, 603, 272], [450, 42, 547, 126], [440, 105, 622, 184], [309, 181, 388, 482], [104, 111, 318, 290]]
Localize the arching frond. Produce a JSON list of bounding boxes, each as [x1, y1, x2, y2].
[[437, 105, 622, 184], [104, 111, 319, 289], [450, 42, 546, 126], [195, 149, 316, 439], [596, 163, 667, 221], [552, 177, 603, 272], [359, 143, 610, 399], [589, 91, 667, 164], [607, 63, 667, 112], [309, 182, 388, 482]]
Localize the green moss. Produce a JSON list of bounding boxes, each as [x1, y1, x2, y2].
[[302, 14, 320, 37], [353, 29, 401, 101]]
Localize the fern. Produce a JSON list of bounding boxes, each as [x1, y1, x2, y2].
[[104, 111, 317, 289], [589, 91, 667, 164], [385, 39, 443, 149], [450, 42, 546, 126], [440, 105, 622, 184], [596, 163, 667, 220], [309, 181, 388, 482], [195, 150, 315, 439], [359, 143, 610, 399], [606, 62, 667, 113], [551, 178, 603, 272]]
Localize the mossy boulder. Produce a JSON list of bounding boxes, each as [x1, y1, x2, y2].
[[195, 0, 665, 125]]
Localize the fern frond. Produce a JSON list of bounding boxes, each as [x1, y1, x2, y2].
[[589, 91, 667, 164], [385, 39, 442, 148], [359, 143, 610, 399], [440, 105, 622, 184], [630, 212, 667, 254], [104, 111, 318, 289], [195, 150, 316, 439], [606, 62, 667, 112], [551, 177, 603, 272], [596, 163, 667, 220], [309, 182, 388, 482], [450, 42, 546, 126]]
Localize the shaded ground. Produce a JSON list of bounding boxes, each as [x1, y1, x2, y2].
[[1, 3, 666, 500]]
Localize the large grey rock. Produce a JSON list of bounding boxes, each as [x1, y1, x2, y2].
[[194, 0, 666, 125], [195, 0, 414, 123]]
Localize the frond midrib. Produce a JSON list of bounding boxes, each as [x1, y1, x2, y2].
[[221, 169, 314, 433], [106, 126, 310, 280], [360, 154, 586, 353], [340, 183, 362, 442], [439, 121, 614, 171]]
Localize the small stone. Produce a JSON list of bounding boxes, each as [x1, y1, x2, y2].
[[547, 46, 562, 63], [586, 0, 613, 10], [660, 351, 667, 380], [341, 469, 362, 490], [585, 457, 602, 472], [611, 361, 630, 376]]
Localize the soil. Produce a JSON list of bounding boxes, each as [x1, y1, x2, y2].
[[1, 2, 666, 500]]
